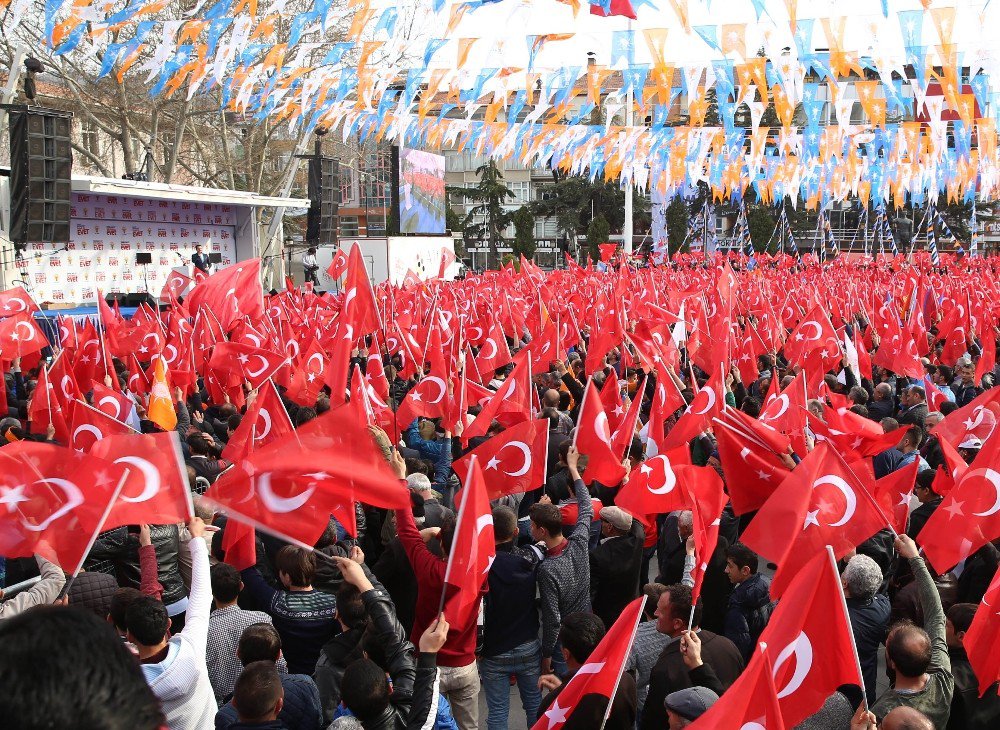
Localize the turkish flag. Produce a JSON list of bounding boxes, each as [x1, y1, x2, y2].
[[474, 318, 513, 374], [687, 648, 785, 730], [783, 305, 839, 366], [964, 563, 1000, 696], [872, 459, 919, 535], [28, 367, 71, 445], [326, 248, 348, 280], [918, 431, 1000, 573], [69, 401, 135, 453], [394, 372, 451, 429], [679, 464, 726, 603], [185, 258, 264, 331], [442, 457, 494, 627], [599, 378, 626, 432], [205, 405, 410, 547], [575, 378, 627, 486], [924, 375, 949, 412], [614, 448, 691, 518], [715, 422, 791, 515], [49, 351, 84, 408], [659, 363, 726, 452], [741, 442, 890, 597], [759, 370, 808, 434], [286, 338, 328, 406], [932, 385, 1000, 447], [610, 379, 645, 460], [531, 595, 645, 730], [221, 516, 257, 571], [127, 354, 150, 397], [0, 312, 47, 362], [91, 383, 135, 423], [92, 431, 193, 529], [222, 380, 294, 462], [438, 246, 458, 279], [342, 244, 382, 336], [753, 549, 862, 727], [453, 419, 548, 499], [208, 341, 286, 389], [160, 268, 193, 302], [0, 285, 39, 318], [0, 441, 127, 574], [463, 348, 532, 443]]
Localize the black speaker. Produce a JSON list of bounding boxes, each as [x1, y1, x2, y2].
[[307, 156, 339, 246], [208, 252, 222, 264], [135, 252, 152, 264], [5, 105, 73, 245], [121, 293, 156, 308]]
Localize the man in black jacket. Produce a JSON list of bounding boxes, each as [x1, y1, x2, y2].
[[898, 385, 930, 427], [841, 554, 890, 702], [722, 542, 775, 663], [481, 506, 544, 730], [908, 470, 943, 541], [640, 584, 744, 730], [335, 557, 451, 730], [590, 506, 644, 629], [945, 603, 1000, 729]]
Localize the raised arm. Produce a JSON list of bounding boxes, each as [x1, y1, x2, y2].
[[896, 534, 950, 675], [180, 519, 212, 657], [0, 556, 65, 619]]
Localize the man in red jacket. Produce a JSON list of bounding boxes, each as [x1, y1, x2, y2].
[[395, 486, 485, 730]]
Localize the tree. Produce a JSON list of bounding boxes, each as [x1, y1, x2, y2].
[[447, 158, 514, 269], [511, 206, 536, 260], [586, 214, 610, 261], [747, 203, 776, 251], [665, 194, 690, 254]]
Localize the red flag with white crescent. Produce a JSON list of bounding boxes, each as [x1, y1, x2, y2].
[[452, 419, 548, 499], [92, 431, 193, 529]]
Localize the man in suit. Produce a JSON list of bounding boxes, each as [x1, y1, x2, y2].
[[589, 506, 644, 629], [898, 385, 929, 427], [192, 244, 210, 274], [640, 584, 744, 730]]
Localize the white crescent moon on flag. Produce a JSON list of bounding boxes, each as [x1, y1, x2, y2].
[[497, 441, 531, 477], [61, 376, 75, 400], [255, 409, 273, 441], [244, 354, 271, 379], [479, 338, 498, 361], [773, 631, 814, 700], [423, 376, 447, 404], [307, 352, 325, 373], [257, 472, 314, 514], [245, 333, 262, 348], [7, 297, 26, 313], [971, 468, 1000, 517], [115, 456, 162, 503], [98, 396, 122, 419], [14, 321, 35, 341], [594, 412, 612, 445], [799, 321, 822, 340], [164, 344, 179, 365], [647, 456, 677, 495], [72, 424, 104, 449], [690, 386, 717, 416], [23, 478, 83, 532], [812, 474, 857, 527]]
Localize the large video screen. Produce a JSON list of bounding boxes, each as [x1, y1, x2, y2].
[[398, 148, 446, 235]]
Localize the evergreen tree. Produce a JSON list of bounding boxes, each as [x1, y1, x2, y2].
[[511, 206, 536, 260], [447, 158, 514, 269], [586, 214, 610, 261]]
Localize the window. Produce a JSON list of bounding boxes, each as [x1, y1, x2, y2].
[[361, 149, 391, 208], [339, 165, 355, 206], [367, 215, 386, 235], [339, 216, 359, 236], [81, 120, 99, 157], [509, 181, 530, 205]]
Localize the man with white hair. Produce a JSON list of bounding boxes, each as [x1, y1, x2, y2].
[[406, 473, 451, 529], [842, 553, 890, 702]]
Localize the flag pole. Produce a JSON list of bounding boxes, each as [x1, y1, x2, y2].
[[827, 545, 870, 710], [599, 595, 646, 730], [438, 455, 476, 618], [60, 467, 131, 599]]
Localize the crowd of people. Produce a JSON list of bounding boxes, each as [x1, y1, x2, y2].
[[1, 252, 1000, 730]]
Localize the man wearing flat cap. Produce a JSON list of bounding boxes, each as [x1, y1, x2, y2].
[[589, 505, 645, 629]]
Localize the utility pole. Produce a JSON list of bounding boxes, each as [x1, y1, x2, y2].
[[623, 21, 634, 256]]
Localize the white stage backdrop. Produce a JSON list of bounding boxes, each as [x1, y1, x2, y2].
[[22, 193, 238, 304]]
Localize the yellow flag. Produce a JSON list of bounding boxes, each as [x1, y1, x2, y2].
[[148, 357, 177, 432]]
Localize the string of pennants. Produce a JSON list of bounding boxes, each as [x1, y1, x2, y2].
[[5, 0, 1000, 206]]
